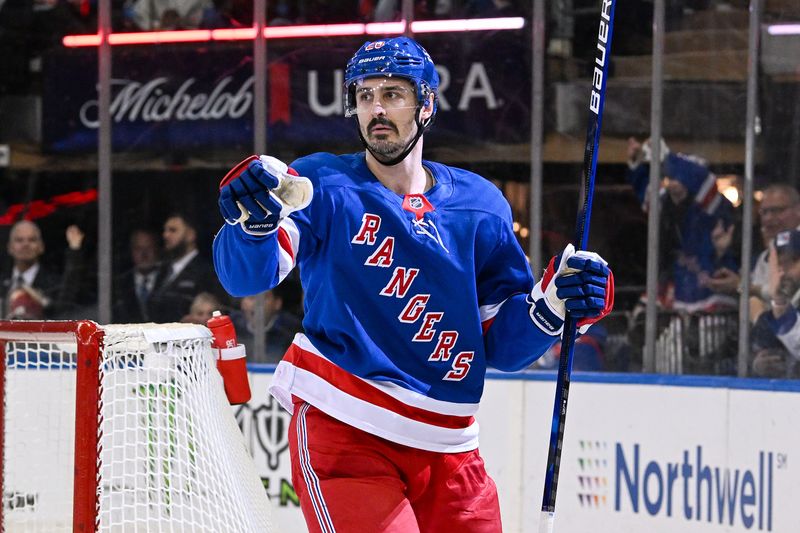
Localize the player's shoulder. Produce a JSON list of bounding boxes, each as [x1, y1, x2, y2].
[[428, 161, 509, 214], [289, 152, 365, 186]]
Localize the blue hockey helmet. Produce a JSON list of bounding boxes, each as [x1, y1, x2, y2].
[[344, 37, 439, 123]]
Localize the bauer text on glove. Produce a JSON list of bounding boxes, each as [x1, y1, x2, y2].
[[218, 155, 313, 237]]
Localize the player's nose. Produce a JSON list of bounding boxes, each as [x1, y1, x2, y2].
[[371, 101, 387, 116]]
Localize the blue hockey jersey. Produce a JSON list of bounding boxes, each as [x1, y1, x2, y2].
[[213, 152, 557, 452], [627, 152, 738, 312]]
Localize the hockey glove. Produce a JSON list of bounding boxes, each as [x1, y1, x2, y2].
[[528, 244, 614, 336], [219, 155, 313, 236]]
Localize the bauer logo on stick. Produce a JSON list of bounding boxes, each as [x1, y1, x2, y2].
[[589, 0, 614, 115]]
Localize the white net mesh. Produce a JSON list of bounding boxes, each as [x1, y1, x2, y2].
[[2, 322, 273, 533], [3, 335, 77, 533]]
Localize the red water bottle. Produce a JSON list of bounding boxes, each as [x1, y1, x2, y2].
[[208, 310, 238, 348], [207, 310, 251, 405]]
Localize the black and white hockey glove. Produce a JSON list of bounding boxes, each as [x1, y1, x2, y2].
[[219, 155, 313, 236]]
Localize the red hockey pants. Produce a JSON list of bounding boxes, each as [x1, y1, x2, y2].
[[288, 400, 503, 533]]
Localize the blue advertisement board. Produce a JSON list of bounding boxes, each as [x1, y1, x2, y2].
[[42, 34, 531, 154]]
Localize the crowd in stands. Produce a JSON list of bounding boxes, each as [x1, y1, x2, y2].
[[128, 0, 523, 30], [615, 137, 800, 378], [1, 1, 798, 376], [4, 139, 800, 374], [0, 0, 522, 96], [531, 137, 800, 378], [0, 0, 523, 37], [1, 211, 304, 364]]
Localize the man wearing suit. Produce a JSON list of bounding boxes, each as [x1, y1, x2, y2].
[[113, 228, 161, 323], [2, 220, 84, 319], [147, 212, 226, 323]]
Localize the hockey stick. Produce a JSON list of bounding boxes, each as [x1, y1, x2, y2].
[[538, 1, 617, 532]]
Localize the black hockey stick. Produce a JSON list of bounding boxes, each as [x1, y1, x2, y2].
[[539, 1, 617, 531]]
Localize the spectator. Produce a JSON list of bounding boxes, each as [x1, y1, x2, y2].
[[181, 291, 223, 324], [371, 0, 401, 21], [1, 220, 84, 318], [626, 137, 739, 313], [147, 212, 226, 323], [61, 223, 88, 316], [232, 280, 303, 364], [711, 184, 800, 322], [199, 0, 252, 28], [113, 228, 161, 323], [126, 0, 211, 30], [750, 229, 800, 378], [268, 0, 293, 26]]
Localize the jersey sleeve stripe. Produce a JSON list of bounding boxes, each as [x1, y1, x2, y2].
[[694, 172, 717, 207], [277, 227, 294, 262], [479, 299, 506, 322], [276, 218, 301, 283], [278, 217, 300, 258]]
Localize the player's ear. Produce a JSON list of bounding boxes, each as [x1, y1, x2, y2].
[[420, 93, 434, 121]]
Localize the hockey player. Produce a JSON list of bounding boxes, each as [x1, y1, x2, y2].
[[214, 37, 614, 532]]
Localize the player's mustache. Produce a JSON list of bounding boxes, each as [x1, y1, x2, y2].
[[368, 118, 398, 134]]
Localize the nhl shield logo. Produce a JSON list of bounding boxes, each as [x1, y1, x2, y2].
[[408, 196, 424, 210], [402, 193, 434, 220]]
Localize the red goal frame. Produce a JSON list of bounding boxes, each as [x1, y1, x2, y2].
[[0, 320, 103, 533]]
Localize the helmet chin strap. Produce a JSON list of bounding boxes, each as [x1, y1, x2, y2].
[[358, 107, 430, 167]]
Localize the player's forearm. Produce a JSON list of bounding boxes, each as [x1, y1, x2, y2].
[[484, 293, 559, 372], [213, 224, 281, 297]]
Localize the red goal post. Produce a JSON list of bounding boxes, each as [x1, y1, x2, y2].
[[0, 320, 272, 533]]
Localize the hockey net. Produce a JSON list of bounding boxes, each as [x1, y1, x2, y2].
[[0, 320, 272, 533]]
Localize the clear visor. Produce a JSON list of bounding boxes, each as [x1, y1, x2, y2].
[[345, 77, 419, 117]]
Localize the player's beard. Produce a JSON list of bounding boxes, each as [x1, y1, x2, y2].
[[364, 118, 406, 161]]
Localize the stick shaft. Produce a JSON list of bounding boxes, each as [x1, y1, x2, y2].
[[539, 0, 617, 520]]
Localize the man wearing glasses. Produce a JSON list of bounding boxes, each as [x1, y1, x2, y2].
[[704, 184, 800, 313]]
